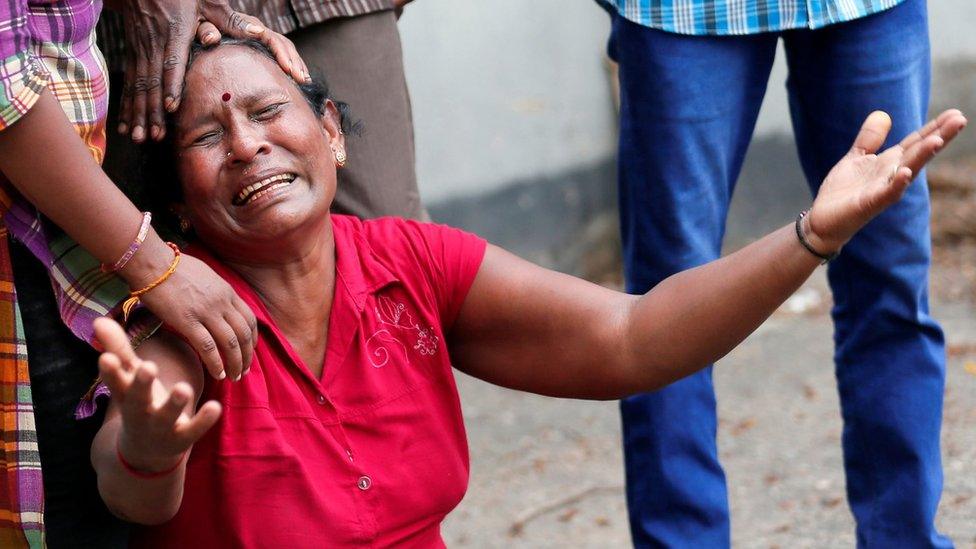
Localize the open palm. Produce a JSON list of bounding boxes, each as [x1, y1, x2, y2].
[[95, 317, 221, 472], [807, 110, 967, 253]]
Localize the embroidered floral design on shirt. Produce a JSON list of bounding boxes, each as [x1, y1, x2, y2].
[[369, 296, 440, 361], [365, 329, 408, 368]]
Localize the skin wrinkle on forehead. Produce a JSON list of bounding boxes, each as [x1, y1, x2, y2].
[[180, 84, 294, 139]]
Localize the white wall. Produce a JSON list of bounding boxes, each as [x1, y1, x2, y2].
[[754, 0, 976, 137], [398, 1, 616, 204], [399, 0, 976, 204]]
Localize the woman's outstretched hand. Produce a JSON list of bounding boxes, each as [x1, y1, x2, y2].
[[805, 109, 967, 254], [94, 317, 221, 475]]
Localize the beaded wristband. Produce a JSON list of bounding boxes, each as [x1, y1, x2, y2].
[[121, 242, 181, 321], [116, 440, 186, 479], [795, 210, 838, 265], [103, 212, 153, 273]]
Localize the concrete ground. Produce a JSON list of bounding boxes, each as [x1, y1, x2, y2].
[[440, 268, 976, 548]]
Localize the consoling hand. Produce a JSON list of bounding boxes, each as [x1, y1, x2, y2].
[[136, 252, 257, 382], [805, 109, 967, 254], [118, 0, 310, 143], [94, 317, 221, 474]]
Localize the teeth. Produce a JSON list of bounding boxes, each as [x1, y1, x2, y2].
[[236, 174, 294, 204], [244, 182, 289, 204]]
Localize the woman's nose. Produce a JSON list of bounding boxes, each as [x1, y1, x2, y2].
[[226, 125, 271, 165]]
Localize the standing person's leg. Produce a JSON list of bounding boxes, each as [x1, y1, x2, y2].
[[784, 1, 951, 546], [289, 11, 425, 220], [609, 15, 777, 547], [9, 68, 136, 548], [10, 236, 132, 548]]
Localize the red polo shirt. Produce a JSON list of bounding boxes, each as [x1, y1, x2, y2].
[[132, 215, 486, 548]]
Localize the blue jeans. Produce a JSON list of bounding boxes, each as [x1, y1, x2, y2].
[[609, 1, 950, 547]]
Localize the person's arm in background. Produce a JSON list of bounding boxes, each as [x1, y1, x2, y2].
[[0, 88, 256, 380], [450, 110, 967, 399], [0, 0, 310, 380]]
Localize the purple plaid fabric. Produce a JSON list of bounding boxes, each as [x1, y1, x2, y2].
[[0, 0, 159, 545]]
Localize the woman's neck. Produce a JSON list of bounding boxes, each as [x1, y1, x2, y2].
[[222, 222, 337, 375]]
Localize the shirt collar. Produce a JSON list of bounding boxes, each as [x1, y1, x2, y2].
[[185, 215, 400, 321], [331, 215, 400, 312]]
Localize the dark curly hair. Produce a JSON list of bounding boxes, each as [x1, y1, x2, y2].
[[143, 38, 358, 237]]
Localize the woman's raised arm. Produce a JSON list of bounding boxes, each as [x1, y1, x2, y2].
[[90, 318, 219, 525], [449, 110, 966, 400]]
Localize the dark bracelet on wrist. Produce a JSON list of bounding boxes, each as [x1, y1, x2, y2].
[[795, 210, 838, 265]]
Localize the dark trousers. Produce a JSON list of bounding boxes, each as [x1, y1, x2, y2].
[[609, 1, 950, 547], [11, 239, 131, 548]]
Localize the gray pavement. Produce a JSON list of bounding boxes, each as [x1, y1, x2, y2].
[[441, 269, 976, 547]]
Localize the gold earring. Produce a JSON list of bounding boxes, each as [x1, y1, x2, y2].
[[178, 216, 191, 233], [335, 148, 347, 168]]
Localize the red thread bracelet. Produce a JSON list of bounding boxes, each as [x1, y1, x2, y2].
[[116, 441, 186, 479]]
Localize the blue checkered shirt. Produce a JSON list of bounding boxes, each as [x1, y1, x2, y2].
[[600, 0, 907, 35]]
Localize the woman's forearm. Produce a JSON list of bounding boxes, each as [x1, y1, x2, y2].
[[621, 224, 821, 392], [92, 416, 188, 525], [0, 87, 168, 284], [450, 225, 822, 400], [90, 326, 215, 525]]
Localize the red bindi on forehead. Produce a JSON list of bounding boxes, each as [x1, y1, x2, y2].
[[222, 92, 231, 102]]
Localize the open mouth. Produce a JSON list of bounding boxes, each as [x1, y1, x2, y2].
[[233, 173, 296, 206]]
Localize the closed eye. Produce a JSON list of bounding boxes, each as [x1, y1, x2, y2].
[[191, 130, 221, 146], [253, 102, 287, 121]]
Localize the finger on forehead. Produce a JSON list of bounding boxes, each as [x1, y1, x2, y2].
[[197, 21, 221, 45], [162, 28, 191, 112], [132, 52, 150, 141], [119, 62, 136, 131], [146, 45, 165, 139]]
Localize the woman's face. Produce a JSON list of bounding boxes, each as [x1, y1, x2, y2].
[[173, 45, 344, 260]]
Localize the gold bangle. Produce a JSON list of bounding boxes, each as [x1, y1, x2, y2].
[[122, 242, 181, 321]]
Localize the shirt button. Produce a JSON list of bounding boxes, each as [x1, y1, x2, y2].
[[357, 475, 372, 491], [316, 394, 326, 405]]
